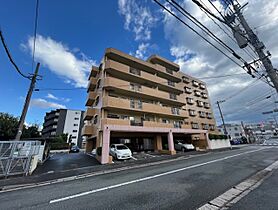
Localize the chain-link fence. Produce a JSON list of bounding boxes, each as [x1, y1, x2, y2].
[[0, 141, 40, 177]]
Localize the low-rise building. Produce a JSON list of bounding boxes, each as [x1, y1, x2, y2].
[[218, 124, 246, 140], [82, 48, 219, 164], [42, 109, 85, 147]]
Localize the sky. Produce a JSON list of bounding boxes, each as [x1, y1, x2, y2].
[[0, 0, 277, 127]]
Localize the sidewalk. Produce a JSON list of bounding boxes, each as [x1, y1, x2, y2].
[[0, 147, 240, 191]]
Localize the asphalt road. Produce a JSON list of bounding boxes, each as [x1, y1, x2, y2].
[[0, 145, 277, 210]]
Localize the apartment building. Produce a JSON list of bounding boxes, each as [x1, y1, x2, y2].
[[218, 124, 246, 140], [42, 109, 85, 147], [82, 48, 218, 164]]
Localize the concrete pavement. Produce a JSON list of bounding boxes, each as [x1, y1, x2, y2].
[[0, 145, 277, 210]]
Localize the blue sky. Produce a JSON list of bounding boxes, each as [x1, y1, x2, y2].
[[0, 0, 278, 126]]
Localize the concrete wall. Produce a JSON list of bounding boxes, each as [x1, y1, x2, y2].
[[208, 139, 231, 150]]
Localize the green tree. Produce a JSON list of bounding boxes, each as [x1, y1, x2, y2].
[[0, 112, 18, 140], [0, 112, 42, 140]]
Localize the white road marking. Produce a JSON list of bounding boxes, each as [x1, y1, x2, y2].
[[145, 153, 156, 158], [130, 156, 137, 160], [49, 147, 268, 204], [198, 160, 278, 209]]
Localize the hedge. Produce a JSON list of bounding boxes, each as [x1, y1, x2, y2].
[[209, 134, 228, 140]]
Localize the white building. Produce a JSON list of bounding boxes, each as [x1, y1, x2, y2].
[[218, 124, 245, 140]]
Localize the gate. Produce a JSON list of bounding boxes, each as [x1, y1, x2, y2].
[[0, 141, 40, 177]]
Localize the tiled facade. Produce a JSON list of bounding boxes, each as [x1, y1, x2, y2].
[[82, 48, 218, 163]]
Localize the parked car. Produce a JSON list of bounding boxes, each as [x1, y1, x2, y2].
[[230, 139, 241, 145], [69, 145, 80, 153], [174, 140, 195, 152], [110, 144, 132, 160]]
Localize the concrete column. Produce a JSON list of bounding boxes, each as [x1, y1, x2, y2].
[[101, 126, 110, 164], [168, 131, 176, 155], [154, 135, 162, 151], [205, 132, 211, 150]]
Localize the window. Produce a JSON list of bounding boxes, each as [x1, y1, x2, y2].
[[192, 123, 199, 129], [234, 127, 238, 131], [93, 115, 98, 124], [130, 83, 142, 92], [197, 100, 204, 107], [189, 109, 196, 116], [75, 112, 79, 114], [210, 124, 215, 131], [73, 124, 78, 126], [162, 119, 170, 124], [199, 111, 206, 118], [130, 99, 142, 109], [195, 90, 201, 97], [72, 130, 78, 133], [171, 107, 180, 115], [203, 124, 209, 130], [173, 121, 182, 128], [235, 133, 240, 136], [107, 113, 120, 119], [71, 136, 77, 139], [192, 80, 199, 87], [207, 113, 212, 119], [95, 96, 100, 106], [170, 93, 177, 100], [202, 93, 208, 98], [166, 68, 173, 75], [186, 97, 194, 104], [182, 76, 190, 83], [204, 102, 210, 108], [199, 83, 206, 89], [130, 67, 141, 76], [74, 117, 79, 120], [168, 80, 175, 87], [184, 87, 192, 94]]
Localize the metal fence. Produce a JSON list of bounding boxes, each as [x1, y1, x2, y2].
[[0, 141, 40, 177]]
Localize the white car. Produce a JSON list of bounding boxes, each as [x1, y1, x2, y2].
[[174, 140, 195, 152], [110, 144, 132, 160]]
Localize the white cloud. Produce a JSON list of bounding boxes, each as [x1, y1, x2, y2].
[[134, 43, 150, 59], [118, 0, 158, 41], [45, 93, 70, 102], [46, 93, 58, 100], [162, 0, 278, 123], [31, 98, 66, 109], [24, 35, 97, 87]]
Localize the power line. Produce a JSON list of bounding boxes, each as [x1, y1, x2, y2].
[[0, 30, 31, 80], [197, 72, 246, 79], [153, 0, 244, 68], [31, 0, 40, 71]]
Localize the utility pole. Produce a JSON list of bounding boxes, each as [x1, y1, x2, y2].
[[232, 3, 278, 93], [216, 100, 228, 136], [15, 63, 40, 140]]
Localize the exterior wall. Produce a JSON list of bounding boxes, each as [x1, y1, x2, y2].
[[207, 139, 231, 149], [82, 48, 218, 162], [218, 124, 245, 139], [63, 110, 84, 146]]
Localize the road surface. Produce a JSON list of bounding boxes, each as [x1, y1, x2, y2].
[[0, 145, 277, 210]]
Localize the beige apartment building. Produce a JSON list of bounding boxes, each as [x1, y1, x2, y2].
[[82, 48, 218, 164]]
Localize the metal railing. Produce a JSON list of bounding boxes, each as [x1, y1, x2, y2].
[[0, 141, 40, 177]]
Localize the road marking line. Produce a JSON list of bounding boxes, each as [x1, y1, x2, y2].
[[49, 147, 268, 204], [197, 160, 278, 209], [130, 156, 137, 160], [145, 153, 156, 157]]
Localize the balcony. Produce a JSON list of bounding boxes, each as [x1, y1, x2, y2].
[[103, 77, 185, 106], [87, 77, 97, 92], [105, 60, 183, 94], [89, 66, 98, 78], [85, 92, 97, 106], [101, 118, 130, 128], [103, 96, 188, 118], [82, 125, 97, 136], [84, 108, 98, 120]]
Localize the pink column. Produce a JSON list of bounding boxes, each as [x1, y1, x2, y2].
[[101, 126, 110, 164], [205, 132, 211, 149], [168, 130, 175, 154]]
